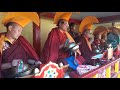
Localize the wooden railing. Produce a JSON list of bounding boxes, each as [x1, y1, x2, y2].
[[79, 58, 120, 78]]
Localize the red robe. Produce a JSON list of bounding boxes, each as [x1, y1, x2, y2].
[[41, 27, 69, 64], [0, 33, 40, 77], [79, 35, 95, 65]]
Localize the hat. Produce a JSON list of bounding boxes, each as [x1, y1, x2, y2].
[[84, 23, 93, 30], [93, 26, 109, 36], [2, 12, 40, 27], [54, 12, 72, 24], [79, 16, 99, 33]]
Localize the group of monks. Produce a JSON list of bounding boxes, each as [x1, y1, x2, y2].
[[0, 12, 111, 78]]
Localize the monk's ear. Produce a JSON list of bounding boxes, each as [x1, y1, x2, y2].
[[8, 25, 13, 31]]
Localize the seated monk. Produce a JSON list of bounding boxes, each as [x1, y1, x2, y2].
[[41, 12, 86, 72], [0, 12, 41, 78], [100, 33, 108, 52], [91, 34, 103, 54], [68, 22, 80, 43], [79, 26, 98, 65], [78, 16, 101, 66]]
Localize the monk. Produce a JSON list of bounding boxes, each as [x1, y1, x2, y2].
[[41, 19, 70, 64], [41, 12, 86, 68], [68, 22, 80, 43], [100, 34, 108, 52], [79, 29, 96, 65], [91, 34, 103, 54], [0, 13, 41, 78]]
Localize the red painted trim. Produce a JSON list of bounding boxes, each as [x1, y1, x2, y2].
[[98, 15, 120, 23], [41, 13, 120, 24], [33, 22, 41, 57], [41, 12, 81, 24]]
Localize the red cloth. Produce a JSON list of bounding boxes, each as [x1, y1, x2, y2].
[[76, 55, 86, 65], [41, 27, 69, 64], [0, 34, 40, 77]]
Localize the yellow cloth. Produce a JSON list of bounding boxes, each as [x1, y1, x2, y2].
[[2, 12, 40, 27], [54, 12, 72, 24], [84, 36, 92, 51], [0, 34, 5, 54], [4, 37, 13, 44]]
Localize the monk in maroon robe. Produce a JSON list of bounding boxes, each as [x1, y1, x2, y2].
[[0, 22, 40, 78], [68, 22, 80, 43], [91, 34, 103, 54], [79, 29, 96, 65], [41, 19, 86, 70], [41, 26, 69, 64]]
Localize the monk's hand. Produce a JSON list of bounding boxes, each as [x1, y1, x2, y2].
[[34, 61, 42, 65], [12, 59, 19, 67]]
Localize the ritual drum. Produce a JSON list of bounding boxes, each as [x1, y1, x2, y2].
[[1, 64, 38, 78]]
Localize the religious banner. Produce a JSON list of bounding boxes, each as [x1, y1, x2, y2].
[[34, 61, 64, 78]]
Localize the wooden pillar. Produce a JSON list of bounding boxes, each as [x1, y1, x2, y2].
[[33, 22, 41, 57], [115, 61, 119, 73], [106, 66, 111, 78]]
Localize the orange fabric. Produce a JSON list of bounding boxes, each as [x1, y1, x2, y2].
[[79, 16, 99, 33], [3, 16, 30, 27], [0, 34, 5, 54], [84, 24, 92, 30], [84, 36, 92, 51], [2, 12, 40, 27], [54, 12, 72, 24], [65, 31, 75, 42]]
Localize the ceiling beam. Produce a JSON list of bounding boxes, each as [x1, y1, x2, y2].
[[98, 15, 120, 23], [40, 12, 120, 24], [40, 12, 81, 24]]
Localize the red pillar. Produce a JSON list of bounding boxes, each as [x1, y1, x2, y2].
[[33, 22, 41, 57]]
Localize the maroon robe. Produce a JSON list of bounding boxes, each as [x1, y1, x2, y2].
[[0, 33, 40, 77], [41, 27, 69, 64], [68, 31, 80, 43], [79, 35, 95, 65]]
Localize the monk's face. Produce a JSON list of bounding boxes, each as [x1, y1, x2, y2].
[[9, 23, 23, 40], [60, 20, 69, 31], [85, 30, 93, 38], [71, 25, 77, 32]]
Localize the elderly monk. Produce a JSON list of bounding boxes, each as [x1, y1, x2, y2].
[[78, 16, 99, 65], [41, 12, 86, 68], [79, 28, 95, 65], [0, 12, 41, 78], [78, 22, 98, 65]]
